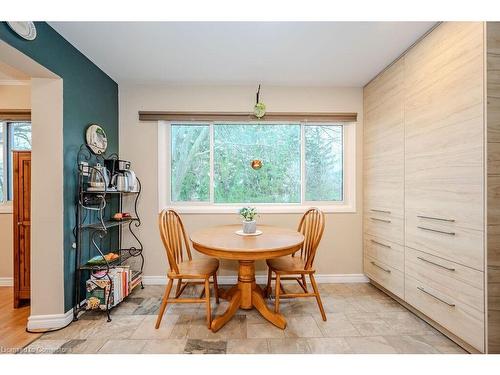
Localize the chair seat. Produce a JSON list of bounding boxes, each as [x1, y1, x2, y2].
[[266, 256, 312, 273], [169, 258, 219, 278]]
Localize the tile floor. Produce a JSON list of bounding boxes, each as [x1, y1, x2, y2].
[[22, 283, 467, 354]]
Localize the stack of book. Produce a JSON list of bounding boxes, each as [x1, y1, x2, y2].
[[85, 266, 142, 310]]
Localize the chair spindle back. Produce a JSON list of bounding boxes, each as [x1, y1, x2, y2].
[[296, 208, 325, 270], [158, 209, 192, 274]]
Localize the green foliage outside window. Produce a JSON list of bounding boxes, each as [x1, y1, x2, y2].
[[170, 123, 343, 204]]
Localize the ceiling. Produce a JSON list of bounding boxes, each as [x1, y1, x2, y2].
[[50, 22, 435, 87]]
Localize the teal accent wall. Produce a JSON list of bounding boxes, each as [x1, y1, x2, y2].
[[0, 22, 119, 311]]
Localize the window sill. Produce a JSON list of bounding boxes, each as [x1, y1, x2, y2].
[[163, 204, 356, 214], [0, 202, 13, 214]]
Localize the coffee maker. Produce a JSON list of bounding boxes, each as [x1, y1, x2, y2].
[[105, 158, 137, 192]]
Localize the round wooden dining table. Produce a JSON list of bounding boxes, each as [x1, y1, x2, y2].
[[190, 224, 304, 332]]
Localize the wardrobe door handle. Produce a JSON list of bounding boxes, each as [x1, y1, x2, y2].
[[371, 217, 391, 223], [370, 209, 391, 214], [370, 261, 391, 273], [417, 286, 456, 307], [370, 239, 391, 248], [417, 215, 455, 223], [417, 256, 456, 272], [417, 226, 455, 236]]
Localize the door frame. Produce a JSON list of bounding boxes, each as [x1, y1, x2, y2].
[[0, 40, 65, 325]]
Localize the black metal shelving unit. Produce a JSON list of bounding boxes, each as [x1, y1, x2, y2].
[[73, 145, 144, 322]]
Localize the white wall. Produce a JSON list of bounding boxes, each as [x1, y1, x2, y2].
[[0, 83, 30, 110], [119, 84, 364, 279]]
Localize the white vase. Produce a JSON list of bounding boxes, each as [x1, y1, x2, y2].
[[242, 220, 257, 234]]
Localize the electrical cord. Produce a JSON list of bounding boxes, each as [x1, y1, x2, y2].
[[25, 316, 75, 334]]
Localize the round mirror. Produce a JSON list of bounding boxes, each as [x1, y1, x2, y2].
[[86, 124, 108, 154]]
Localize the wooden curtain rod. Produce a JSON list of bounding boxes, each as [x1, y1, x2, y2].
[[138, 111, 357, 122], [0, 109, 31, 121]]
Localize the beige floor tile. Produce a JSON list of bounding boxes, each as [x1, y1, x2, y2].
[[384, 335, 441, 354], [111, 298, 145, 316], [87, 315, 146, 339], [31, 283, 467, 354], [347, 295, 405, 313], [168, 314, 195, 339], [98, 339, 148, 354], [237, 309, 265, 324], [279, 300, 321, 316], [318, 283, 355, 296], [167, 302, 202, 315], [58, 338, 108, 354], [378, 311, 434, 335], [321, 295, 360, 313], [227, 338, 269, 354], [188, 315, 246, 340], [414, 333, 467, 354], [133, 285, 164, 298], [348, 283, 381, 295], [345, 336, 398, 354], [21, 339, 67, 354], [247, 322, 286, 339], [284, 315, 323, 338], [130, 314, 180, 339], [268, 338, 311, 354], [40, 319, 100, 340], [307, 337, 353, 354], [313, 313, 360, 337], [141, 339, 187, 354], [346, 312, 398, 336]]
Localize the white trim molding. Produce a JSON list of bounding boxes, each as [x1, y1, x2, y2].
[[0, 277, 13, 286], [0, 79, 30, 86], [27, 309, 73, 331], [0, 202, 13, 214], [143, 273, 368, 286]]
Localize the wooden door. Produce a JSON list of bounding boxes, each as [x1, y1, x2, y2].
[[13, 151, 31, 308]]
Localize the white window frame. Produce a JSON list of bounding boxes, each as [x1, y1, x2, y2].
[[0, 121, 32, 212], [0, 122, 9, 211], [158, 120, 356, 214]]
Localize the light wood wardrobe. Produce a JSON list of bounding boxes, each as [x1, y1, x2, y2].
[[363, 22, 500, 353]]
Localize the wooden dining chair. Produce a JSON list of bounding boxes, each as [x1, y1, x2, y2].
[[265, 207, 327, 321], [155, 209, 220, 329]]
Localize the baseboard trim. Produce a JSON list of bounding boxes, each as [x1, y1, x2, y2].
[[27, 309, 74, 331], [142, 273, 369, 285], [0, 277, 13, 286]]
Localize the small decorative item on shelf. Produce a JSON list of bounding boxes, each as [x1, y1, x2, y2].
[[86, 252, 120, 265], [239, 207, 258, 234], [112, 212, 131, 221]]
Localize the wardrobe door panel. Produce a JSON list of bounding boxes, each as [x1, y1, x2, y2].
[[404, 22, 484, 267], [364, 59, 405, 224]]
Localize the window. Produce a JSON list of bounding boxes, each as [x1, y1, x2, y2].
[[0, 122, 32, 202], [160, 121, 355, 213]]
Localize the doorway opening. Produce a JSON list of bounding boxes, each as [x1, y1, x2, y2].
[[0, 40, 64, 352]]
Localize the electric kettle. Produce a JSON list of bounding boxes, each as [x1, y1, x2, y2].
[[88, 163, 110, 190]]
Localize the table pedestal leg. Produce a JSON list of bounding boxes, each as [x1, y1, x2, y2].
[[211, 260, 287, 332]]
